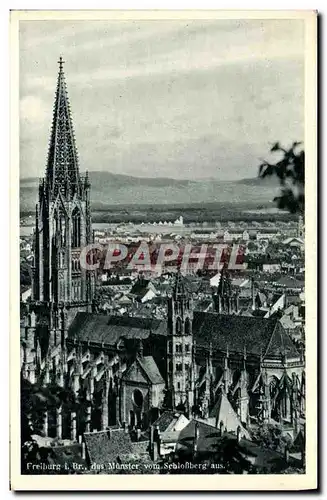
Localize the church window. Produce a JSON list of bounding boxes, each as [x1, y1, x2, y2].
[[132, 389, 143, 408], [185, 318, 191, 335], [176, 318, 182, 335], [60, 215, 66, 246], [176, 363, 182, 372], [185, 344, 190, 353], [177, 382, 181, 390], [72, 208, 81, 248], [176, 344, 182, 353]]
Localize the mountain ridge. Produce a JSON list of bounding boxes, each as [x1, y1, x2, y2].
[[20, 171, 280, 211]]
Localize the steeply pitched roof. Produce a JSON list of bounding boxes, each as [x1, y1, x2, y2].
[[192, 311, 300, 359], [137, 356, 165, 385], [209, 393, 250, 439], [152, 411, 183, 432], [264, 321, 300, 359], [68, 312, 166, 345]]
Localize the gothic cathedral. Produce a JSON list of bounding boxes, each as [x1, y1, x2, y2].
[[32, 57, 93, 308]]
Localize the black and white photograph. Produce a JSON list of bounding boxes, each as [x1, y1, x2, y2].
[[10, 10, 317, 491]]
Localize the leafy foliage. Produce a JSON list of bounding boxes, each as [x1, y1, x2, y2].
[[259, 142, 304, 215], [20, 261, 32, 286], [251, 424, 292, 453], [21, 375, 77, 472]]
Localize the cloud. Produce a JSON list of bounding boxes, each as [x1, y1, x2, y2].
[[20, 95, 48, 124], [19, 19, 305, 180]]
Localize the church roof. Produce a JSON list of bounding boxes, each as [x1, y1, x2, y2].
[[192, 312, 300, 359], [68, 312, 166, 345], [137, 356, 165, 385], [68, 311, 299, 361], [208, 393, 250, 439]]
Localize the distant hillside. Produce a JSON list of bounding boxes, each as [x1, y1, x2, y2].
[[237, 176, 280, 186], [20, 171, 280, 213]]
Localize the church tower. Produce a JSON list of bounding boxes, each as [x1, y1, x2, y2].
[[212, 265, 239, 314], [167, 271, 194, 412], [32, 57, 93, 306]]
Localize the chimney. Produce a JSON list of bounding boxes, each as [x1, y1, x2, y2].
[[82, 441, 86, 460]]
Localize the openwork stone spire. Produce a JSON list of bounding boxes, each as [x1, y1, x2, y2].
[[173, 269, 188, 300], [46, 56, 80, 196]]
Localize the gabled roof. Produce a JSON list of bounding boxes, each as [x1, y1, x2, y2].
[[176, 419, 221, 455], [192, 311, 300, 359], [136, 356, 165, 385], [264, 322, 299, 359], [130, 279, 157, 297], [152, 411, 186, 433], [209, 393, 250, 439], [68, 312, 166, 345]]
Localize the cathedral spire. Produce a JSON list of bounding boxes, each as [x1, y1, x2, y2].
[[46, 57, 80, 196], [173, 268, 187, 300]]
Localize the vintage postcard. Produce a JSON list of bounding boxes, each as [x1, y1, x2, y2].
[[10, 10, 317, 491]]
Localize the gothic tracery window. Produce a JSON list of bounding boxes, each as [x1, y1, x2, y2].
[[72, 207, 81, 248]]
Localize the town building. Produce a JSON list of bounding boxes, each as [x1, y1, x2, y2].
[[21, 60, 305, 466]]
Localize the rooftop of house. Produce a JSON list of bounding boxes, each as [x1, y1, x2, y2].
[[209, 393, 250, 440], [176, 419, 222, 456], [152, 411, 187, 433], [175, 420, 302, 473]]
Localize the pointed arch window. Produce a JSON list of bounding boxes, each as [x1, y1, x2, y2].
[[185, 317, 191, 335], [176, 317, 182, 335], [59, 210, 66, 246], [72, 207, 81, 248]]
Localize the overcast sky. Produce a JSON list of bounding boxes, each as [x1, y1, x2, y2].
[[19, 19, 304, 180]]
